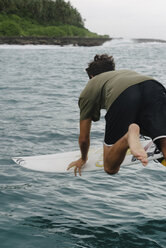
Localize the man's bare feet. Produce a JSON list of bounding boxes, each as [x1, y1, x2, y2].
[[127, 124, 148, 166]]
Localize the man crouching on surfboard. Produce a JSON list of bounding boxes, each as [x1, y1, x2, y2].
[[67, 54, 166, 176]]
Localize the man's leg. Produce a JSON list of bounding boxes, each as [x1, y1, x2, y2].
[[104, 124, 148, 174], [160, 138, 166, 160]]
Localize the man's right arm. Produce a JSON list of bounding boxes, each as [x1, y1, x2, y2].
[[67, 118, 92, 176], [79, 118, 92, 162]]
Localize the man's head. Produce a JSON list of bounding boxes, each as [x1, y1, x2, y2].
[[86, 54, 115, 79]]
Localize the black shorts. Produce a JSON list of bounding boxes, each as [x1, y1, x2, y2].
[[104, 80, 166, 149]]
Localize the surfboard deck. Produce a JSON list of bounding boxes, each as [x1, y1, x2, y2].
[[12, 140, 165, 173]]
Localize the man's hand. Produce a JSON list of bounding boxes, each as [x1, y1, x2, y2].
[[67, 158, 87, 176]]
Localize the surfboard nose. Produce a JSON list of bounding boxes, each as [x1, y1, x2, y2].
[[12, 157, 26, 166]]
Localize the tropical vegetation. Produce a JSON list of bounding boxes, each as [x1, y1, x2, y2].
[[0, 0, 109, 38]]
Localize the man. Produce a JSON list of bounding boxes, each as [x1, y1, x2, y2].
[[67, 54, 166, 176]]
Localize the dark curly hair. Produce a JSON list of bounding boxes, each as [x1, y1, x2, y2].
[[86, 54, 115, 79]]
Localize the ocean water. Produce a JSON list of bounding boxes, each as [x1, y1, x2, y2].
[[0, 39, 166, 248]]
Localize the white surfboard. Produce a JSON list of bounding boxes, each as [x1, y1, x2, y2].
[[12, 139, 165, 173]]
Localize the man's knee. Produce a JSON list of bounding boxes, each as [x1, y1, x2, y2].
[[104, 165, 119, 175]]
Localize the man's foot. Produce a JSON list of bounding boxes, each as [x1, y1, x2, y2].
[[127, 124, 148, 166]]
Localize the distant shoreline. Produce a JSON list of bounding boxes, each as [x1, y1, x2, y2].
[[0, 37, 165, 46], [132, 38, 166, 43], [0, 36, 112, 46]]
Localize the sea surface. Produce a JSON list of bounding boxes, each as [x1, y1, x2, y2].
[[0, 39, 166, 248]]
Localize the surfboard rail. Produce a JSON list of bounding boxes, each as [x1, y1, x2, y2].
[[12, 139, 165, 173]]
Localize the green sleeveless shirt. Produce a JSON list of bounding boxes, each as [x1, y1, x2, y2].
[[79, 70, 153, 121]]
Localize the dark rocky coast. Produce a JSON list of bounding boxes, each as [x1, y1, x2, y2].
[[133, 38, 166, 43], [0, 36, 112, 46]]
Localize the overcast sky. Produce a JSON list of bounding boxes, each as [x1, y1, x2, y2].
[[69, 0, 166, 40]]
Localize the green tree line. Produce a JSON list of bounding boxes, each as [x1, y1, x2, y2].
[[0, 0, 109, 37], [0, 0, 84, 27]]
